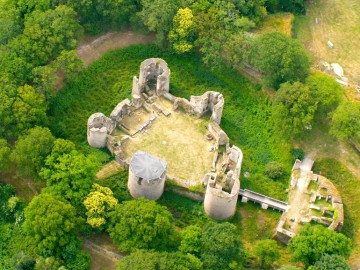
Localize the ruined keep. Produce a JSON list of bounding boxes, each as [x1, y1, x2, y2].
[[87, 58, 242, 220], [128, 151, 167, 200]]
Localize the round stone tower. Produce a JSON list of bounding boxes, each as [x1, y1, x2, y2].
[[87, 112, 113, 148], [128, 151, 167, 200]]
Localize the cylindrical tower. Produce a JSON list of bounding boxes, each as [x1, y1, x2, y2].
[[203, 179, 240, 220], [87, 113, 109, 148], [128, 151, 167, 200]]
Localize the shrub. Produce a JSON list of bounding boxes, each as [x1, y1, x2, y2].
[[264, 162, 284, 180], [290, 148, 304, 160]]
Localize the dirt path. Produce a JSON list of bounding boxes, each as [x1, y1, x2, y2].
[[82, 238, 124, 270], [77, 31, 155, 67]]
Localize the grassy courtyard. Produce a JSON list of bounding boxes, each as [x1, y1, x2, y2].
[[117, 98, 214, 183]]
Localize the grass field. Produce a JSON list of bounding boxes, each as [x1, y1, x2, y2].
[[293, 0, 360, 86], [253, 12, 294, 36]]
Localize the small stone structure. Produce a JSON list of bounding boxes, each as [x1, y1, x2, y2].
[[128, 150, 167, 200], [274, 159, 344, 244], [87, 58, 242, 220]]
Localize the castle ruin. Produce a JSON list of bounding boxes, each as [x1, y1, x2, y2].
[[87, 58, 242, 220], [87, 58, 344, 232]]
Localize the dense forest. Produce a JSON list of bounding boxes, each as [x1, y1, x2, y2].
[[1, 0, 359, 269]]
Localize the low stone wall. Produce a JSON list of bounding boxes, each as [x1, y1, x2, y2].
[[165, 184, 204, 201]]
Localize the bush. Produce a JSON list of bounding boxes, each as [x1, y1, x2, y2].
[[264, 162, 284, 180], [290, 148, 304, 160]]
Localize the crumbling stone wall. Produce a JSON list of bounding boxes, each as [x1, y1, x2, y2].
[[87, 112, 115, 148], [203, 146, 243, 220], [133, 58, 170, 96]]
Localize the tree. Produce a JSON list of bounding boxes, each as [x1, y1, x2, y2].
[[249, 32, 310, 88], [11, 126, 55, 179], [52, 50, 84, 81], [306, 74, 343, 116], [264, 161, 284, 180], [0, 139, 11, 170], [35, 257, 65, 270], [330, 101, 360, 142], [272, 82, 318, 139], [22, 5, 82, 65], [83, 184, 118, 229], [13, 84, 48, 133], [253, 239, 280, 269], [117, 250, 202, 270], [23, 193, 83, 257], [201, 222, 243, 270], [265, 0, 306, 15], [193, 0, 255, 67], [179, 225, 202, 256], [0, 73, 17, 137], [0, 0, 22, 45], [40, 148, 100, 209], [137, 0, 181, 44], [169, 8, 196, 54], [108, 198, 176, 251], [310, 254, 349, 270], [288, 225, 352, 267], [13, 251, 35, 270], [66, 0, 137, 33]]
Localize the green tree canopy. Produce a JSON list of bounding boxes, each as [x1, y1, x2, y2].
[[83, 184, 118, 229], [11, 126, 55, 179], [264, 161, 284, 180], [0, 139, 11, 170], [23, 193, 83, 257], [40, 144, 100, 209], [0, 5, 82, 83], [201, 222, 243, 270], [137, 0, 181, 44], [288, 225, 352, 267], [305, 73, 343, 116], [117, 250, 202, 270], [310, 254, 349, 270], [330, 101, 360, 142], [272, 81, 317, 139], [250, 32, 310, 88], [66, 0, 137, 33], [0, 0, 22, 45], [169, 7, 196, 54], [35, 256, 65, 270], [13, 84, 47, 132], [193, 0, 255, 67], [108, 198, 176, 251], [179, 225, 202, 256], [253, 239, 280, 269]]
